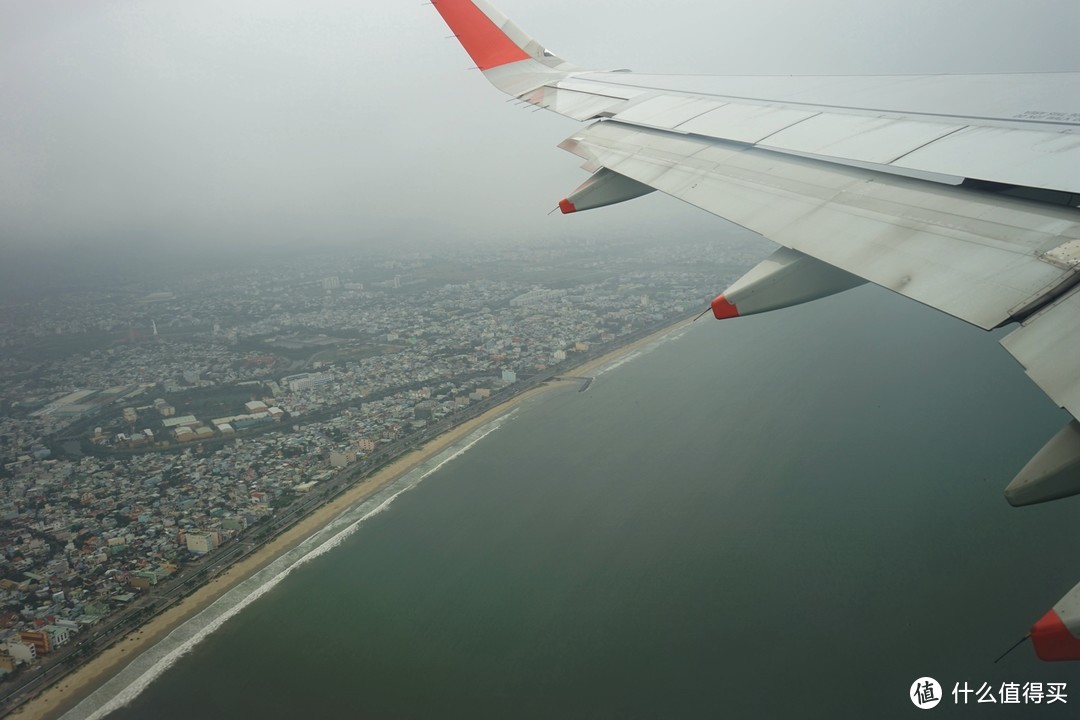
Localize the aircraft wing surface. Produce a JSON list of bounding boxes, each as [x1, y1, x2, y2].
[[430, 0, 1080, 660]]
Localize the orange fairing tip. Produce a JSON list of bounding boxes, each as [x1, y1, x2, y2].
[[710, 294, 739, 320], [1031, 609, 1080, 661], [558, 198, 577, 214]]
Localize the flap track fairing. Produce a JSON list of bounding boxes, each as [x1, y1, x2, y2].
[[558, 167, 655, 214], [1032, 579, 1080, 661], [710, 247, 866, 320], [1005, 420, 1080, 506]]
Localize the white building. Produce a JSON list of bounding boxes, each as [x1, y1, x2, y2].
[[186, 532, 217, 555], [43, 625, 71, 648], [285, 372, 333, 392], [2, 642, 35, 664]]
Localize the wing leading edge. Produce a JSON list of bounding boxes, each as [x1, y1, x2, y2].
[[430, 0, 1080, 661]]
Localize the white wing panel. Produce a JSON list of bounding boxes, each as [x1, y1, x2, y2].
[[522, 86, 625, 121], [1002, 287, 1080, 420], [527, 71, 1080, 194], [556, 77, 647, 102], [613, 96, 726, 130], [580, 72, 928, 111], [676, 104, 819, 143], [559, 121, 1079, 329], [892, 126, 1080, 193], [761, 115, 963, 165], [577, 72, 1080, 131]]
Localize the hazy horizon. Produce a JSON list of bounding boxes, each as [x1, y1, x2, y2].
[[2, 0, 1077, 256]]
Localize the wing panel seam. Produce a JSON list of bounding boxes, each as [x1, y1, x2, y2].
[[569, 77, 1080, 129]]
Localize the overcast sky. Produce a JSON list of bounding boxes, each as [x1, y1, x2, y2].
[[2, 0, 1077, 255]]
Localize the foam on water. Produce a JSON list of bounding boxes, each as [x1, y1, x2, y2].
[[59, 414, 514, 720]]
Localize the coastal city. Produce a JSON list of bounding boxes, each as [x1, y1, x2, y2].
[[0, 233, 762, 707]]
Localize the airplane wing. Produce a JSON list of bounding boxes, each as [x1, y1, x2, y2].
[[430, 0, 1080, 660]]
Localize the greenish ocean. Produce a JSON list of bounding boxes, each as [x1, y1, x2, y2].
[[66, 286, 1079, 719]]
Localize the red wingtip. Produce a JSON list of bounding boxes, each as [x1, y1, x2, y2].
[[558, 198, 577, 214], [432, 0, 530, 71], [710, 294, 740, 320], [1031, 609, 1080, 661]]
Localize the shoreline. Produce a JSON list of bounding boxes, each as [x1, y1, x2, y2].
[[14, 316, 692, 720]]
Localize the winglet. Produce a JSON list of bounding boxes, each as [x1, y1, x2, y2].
[[430, 0, 579, 99], [431, 0, 531, 70]]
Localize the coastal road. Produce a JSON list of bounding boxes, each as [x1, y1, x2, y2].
[[0, 315, 691, 717]]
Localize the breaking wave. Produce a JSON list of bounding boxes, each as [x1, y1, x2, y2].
[[594, 324, 691, 377], [60, 414, 514, 720]]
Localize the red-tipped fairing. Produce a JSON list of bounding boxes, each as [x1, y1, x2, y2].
[[1030, 581, 1080, 661], [1032, 609, 1080, 661], [557, 168, 654, 215], [707, 247, 864, 321], [710, 295, 739, 320]]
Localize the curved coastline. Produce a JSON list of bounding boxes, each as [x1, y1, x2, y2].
[[12, 317, 693, 720]]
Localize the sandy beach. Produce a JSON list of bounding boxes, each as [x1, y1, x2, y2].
[[14, 317, 692, 720]]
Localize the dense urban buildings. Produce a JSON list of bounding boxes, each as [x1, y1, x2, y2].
[[0, 234, 759, 683]]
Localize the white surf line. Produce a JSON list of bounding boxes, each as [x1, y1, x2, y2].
[[61, 414, 513, 720], [594, 324, 692, 377]]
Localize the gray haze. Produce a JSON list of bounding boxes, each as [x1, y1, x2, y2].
[[1, 0, 1077, 254]]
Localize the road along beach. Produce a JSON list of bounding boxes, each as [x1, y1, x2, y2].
[[14, 316, 694, 720]]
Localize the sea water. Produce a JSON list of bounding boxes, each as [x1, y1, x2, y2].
[[68, 285, 1079, 719]]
